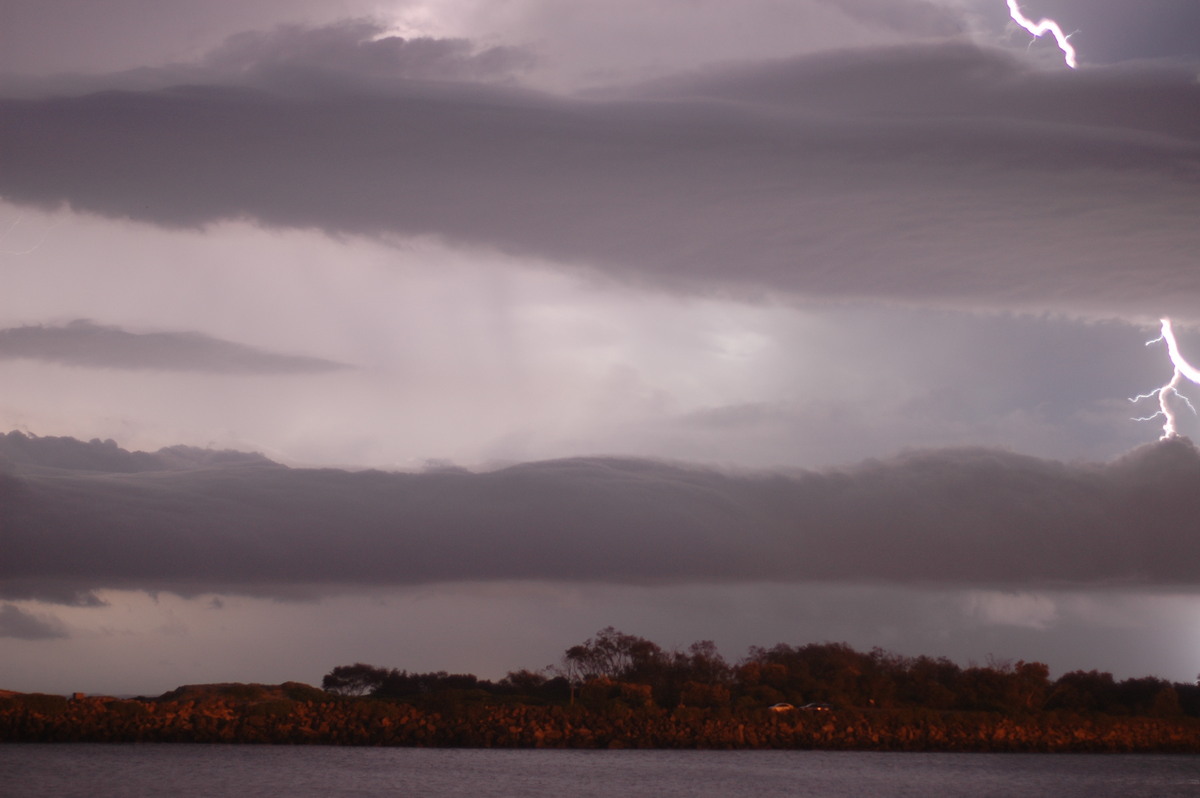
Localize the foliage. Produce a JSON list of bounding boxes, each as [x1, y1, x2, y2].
[[320, 629, 1200, 720], [10, 693, 68, 715], [322, 663, 389, 696], [561, 626, 666, 684], [104, 700, 148, 717], [282, 681, 335, 703]]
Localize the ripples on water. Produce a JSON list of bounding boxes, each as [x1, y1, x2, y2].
[[5, 745, 1200, 798]]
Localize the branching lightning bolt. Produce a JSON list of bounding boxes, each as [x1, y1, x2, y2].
[[1006, 0, 1078, 69], [1131, 318, 1200, 439]]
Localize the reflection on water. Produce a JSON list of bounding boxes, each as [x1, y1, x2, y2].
[[5, 746, 1200, 798]]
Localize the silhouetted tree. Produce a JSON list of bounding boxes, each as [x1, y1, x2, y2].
[[1174, 680, 1200, 717], [323, 636, 1189, 720], [677, 640, 731, 685], [742, 642, 877, 706], [561, 627, 665, 684], [1113, 676, 1182, 717], [1046, 670, 1116, 714], [897, 655, 962, 710], [374, 670, 482, 700], [322, 663, 389, 696], [497, 670, 572, 704], [1009, 660, 1051, 712]]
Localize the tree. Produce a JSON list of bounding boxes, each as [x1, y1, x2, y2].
[[741, 642, 874, 706], [322, 663, 389, 696], [1046, 670, 1115, 713], [561, 627, 665, 683], [1009, 660, 1051, 712], [1113, 676, 1182, 717], [897, 655, 962, 710], [676, 640, 731, 685], [373, 670, 483, 700], [497, 669, 572, 704]]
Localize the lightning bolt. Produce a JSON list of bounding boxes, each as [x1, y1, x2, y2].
[[1006, 1, 1078, 69], [1131, 318, 1200, 439], [0, 213, 57, 256]]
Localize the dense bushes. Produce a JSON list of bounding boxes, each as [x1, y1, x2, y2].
[[4, 689, 1200, 751], [322, 629, 1200, 719]]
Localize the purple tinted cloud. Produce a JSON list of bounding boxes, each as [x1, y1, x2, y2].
[[3, 431, 1199, 603], [203, 20, 535, 82], [0, 603, 67, 640], [1, 31, 1196, 317], [813, 0, 965, 36]]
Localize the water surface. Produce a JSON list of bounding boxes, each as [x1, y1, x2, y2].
[[6, 745, 1200, 797]]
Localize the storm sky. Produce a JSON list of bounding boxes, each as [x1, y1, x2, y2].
[[2, 0, 1200, 696]]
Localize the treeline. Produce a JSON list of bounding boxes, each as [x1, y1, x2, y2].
[[5, 632, 1200, 750], [324, 627, 1200, 718]]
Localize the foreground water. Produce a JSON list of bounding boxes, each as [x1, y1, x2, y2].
[[5, 745, 1200, 797]]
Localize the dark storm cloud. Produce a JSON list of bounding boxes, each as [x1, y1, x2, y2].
[[3, 431, 1200, 603], [0, 320, 349, 373], [0, 604, 67, 640], [1, 29, 1198, 317]]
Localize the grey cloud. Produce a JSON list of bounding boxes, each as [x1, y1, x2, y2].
[[0, 603, 67, 640], [678, 402, 790, 431], [622, 42, 1198, 138], [0, 430, 275, 473], [814, 0, 965, 36], [1, 38, 1197, 317], [1044, 0, 1200, 64], [0, 20, 533, 98], [0, 581, 104, 607], [0, 320, 349, 374], [203, 19, 535, 83], [3, 431, 1200, 603]]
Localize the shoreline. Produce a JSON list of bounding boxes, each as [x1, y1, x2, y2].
[[4, 684, 1199, 753]]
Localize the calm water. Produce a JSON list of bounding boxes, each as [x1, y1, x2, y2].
[[4, 745, 1200, 798]]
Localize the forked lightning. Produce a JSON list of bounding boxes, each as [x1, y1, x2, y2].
[[1131, 319, 1200, 439], [1006, 0, 1077, 68]]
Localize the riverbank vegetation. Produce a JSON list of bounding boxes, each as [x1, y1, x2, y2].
[[326, 627, 1199, 718], [4, 629, 1199, 750]]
